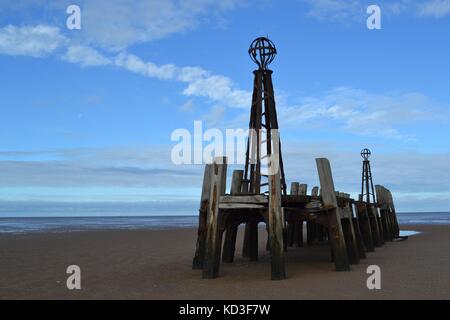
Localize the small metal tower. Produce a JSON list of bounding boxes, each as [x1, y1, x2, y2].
[[360, 148, 376, 203], [242, 37, 287, 195]]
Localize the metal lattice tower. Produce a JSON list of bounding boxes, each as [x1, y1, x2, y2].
[[242, 37, 287, 195], [360, 148, 376, 203]]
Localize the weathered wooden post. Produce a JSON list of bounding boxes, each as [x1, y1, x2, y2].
[[387, 188, 400, 237], [346, 194, 366, 259], [376, 185, 393, 241], [338, 193, 360, 264], [355, 201, 375, 252], [242, 221, 259, 260], [287, 182, 300, 247], [203, 157, 228, 279], [316, 158, 350, 271], [222, 170, 243, 263], [368, 203, 383, 247], [267, 158, 286, 280], [287, 182, 304, 247], [192, 164, 213, 269]]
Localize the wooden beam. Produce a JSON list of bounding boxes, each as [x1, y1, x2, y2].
[[220, 195, 267, 204]]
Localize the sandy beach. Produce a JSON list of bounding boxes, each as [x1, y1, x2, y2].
[[1, 224, 449, 300]]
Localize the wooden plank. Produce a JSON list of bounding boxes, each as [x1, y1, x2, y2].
[[315, 158, 350, 271], [192, 164, 213, 269], [219, 203, 265, 209], [203, 157, 227, 279], [220, 195, 268, 204]]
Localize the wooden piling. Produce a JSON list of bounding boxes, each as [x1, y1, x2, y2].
[[341, 196, 361, 264], [355, 202, 375, 252], [267, 163, 286, 280], [192, 164, 213, 269], [222, 170, 243, 263], [316, 158, 350, 271], [203, 157, 227, 279]]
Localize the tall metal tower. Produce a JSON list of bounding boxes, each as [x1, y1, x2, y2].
[[242, 37, 287, 195], [360, 148, 376, 203]]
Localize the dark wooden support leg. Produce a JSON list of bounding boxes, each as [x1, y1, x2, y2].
[[352, 218, 367, 259], [307, 221, 315, 245], [268, 172, 286, 280], [341, 218, 360, 264], [222, 224, 238, 263], [296, 220, 304, 247], [369, 213, 382, 247], [249, 221, 259, 261], [327, 209, 350, 271], [287, 222, 295, 247], [203, 226, 224, 279], [192, 209, 207, 269], [192, 165, 213, 270], [380, 210, 391, 241], [316, 158, 350, 272], [377, 215, 385, 245], [242, 222, 251, 258], [357, 204, 375, 252], [317, 224, 325, 242]]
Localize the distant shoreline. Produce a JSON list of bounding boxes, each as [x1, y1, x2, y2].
[[1, 213, 450, 234]]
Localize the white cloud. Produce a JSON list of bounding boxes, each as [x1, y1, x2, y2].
[[113, 52, 251, 108], [0, 21, 250, 109], [302, 0, 363, 21], [114, 52, 177, 80], [301, 0, 450, 21], [2, 145, 450, 211], [72, 0, 242, 50], [178, 100, 195, 112], [278, 87, 446, 139], [419, 0, 450, 18], [0, 24, 66, 57], [63, 45, 111, 67], [0, 0, 243, 50]]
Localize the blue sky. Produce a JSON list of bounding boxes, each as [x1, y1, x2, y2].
[[0, 0, 450, 215]]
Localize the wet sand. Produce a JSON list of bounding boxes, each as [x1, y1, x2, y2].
[[1, 225, 449, 299]]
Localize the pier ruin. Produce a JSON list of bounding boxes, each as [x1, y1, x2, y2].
[[192, 37, 401, 280]]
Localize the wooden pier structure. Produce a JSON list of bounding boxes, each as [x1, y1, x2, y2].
[[192, 37, 402, 280]]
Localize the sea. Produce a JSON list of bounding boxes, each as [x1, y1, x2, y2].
[[0, 212, 449, 234]]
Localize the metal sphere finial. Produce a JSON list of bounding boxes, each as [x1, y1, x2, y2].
[[361, 148, 371, 160], [249, 37, 277, 70]]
